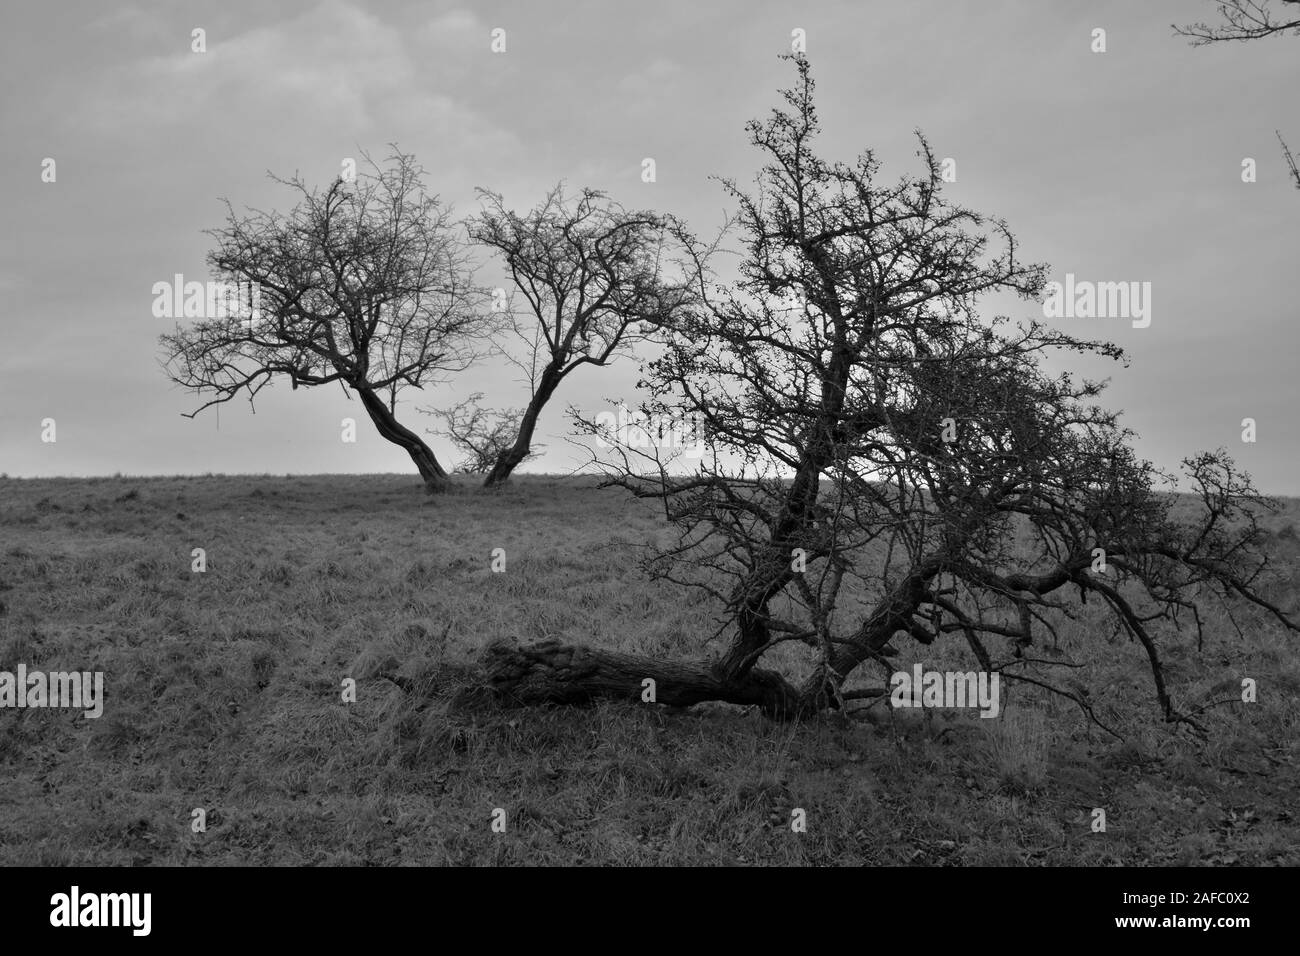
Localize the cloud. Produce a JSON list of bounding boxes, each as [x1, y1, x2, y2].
[[73, 0, 518, 159], [618, 58, 682, 94], [85, 4, 175, 43], [415, 8, 486, 48]]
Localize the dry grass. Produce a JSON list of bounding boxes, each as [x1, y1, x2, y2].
[[0, 473, 1296, 865], [983, 706, 1051, 794]]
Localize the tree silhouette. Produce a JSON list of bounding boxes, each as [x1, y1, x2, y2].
[[442, 185, 695, 488], [160, 150, 494, 492], [470, 58, 1297, 727]]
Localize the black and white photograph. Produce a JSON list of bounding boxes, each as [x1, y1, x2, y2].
[[0, 0, 1296, 934]]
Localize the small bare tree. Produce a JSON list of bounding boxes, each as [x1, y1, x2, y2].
[[425, 393, 541, 475], [160, 150, 494, 492], [437, 185, 694, 488]]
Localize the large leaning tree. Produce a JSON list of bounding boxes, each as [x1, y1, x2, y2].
[[160, 150, 494, 493], [1176, 0, 1300, 190], [426, 185, 694, 488], [465, 56, 1297, 726]]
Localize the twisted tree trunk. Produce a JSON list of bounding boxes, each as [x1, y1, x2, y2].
[[452, 559, 942, 719], [482, 367, 561, 488], [356, 386, 453, 493], [456, 638, 809, 718]]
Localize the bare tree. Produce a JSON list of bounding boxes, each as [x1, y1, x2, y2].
[[424, 393, 541, 475], [445, 185, 694, 488], [1176, 0, 1300, 189], [160, 150, 493, 492], [469, 57, 1297, 726]]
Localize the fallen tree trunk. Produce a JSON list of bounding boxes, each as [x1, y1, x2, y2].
[[453, 638, 811, 718]]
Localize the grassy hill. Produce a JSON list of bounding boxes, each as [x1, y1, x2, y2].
[[0, 473, 1297, 865]]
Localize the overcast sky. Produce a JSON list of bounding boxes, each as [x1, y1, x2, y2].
[[2, 0, 1297, 491]]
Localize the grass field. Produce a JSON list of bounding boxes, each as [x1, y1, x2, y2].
[[0, 473, 1297, 865]]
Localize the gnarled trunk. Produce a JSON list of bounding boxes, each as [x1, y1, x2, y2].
[[451, 560, 943, 719], [355, 386, 453, 493], [482, 367, 561, 488], [456, 638, 811, 718]]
